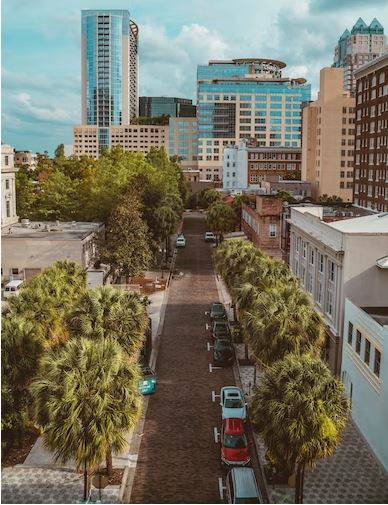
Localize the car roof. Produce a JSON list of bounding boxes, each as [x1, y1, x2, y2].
[[222, 386, 242, 397], [5, 280, 24, 288], [212, 302, 223, 307], [223, 418, 245, 434], [229, 468, 260, 499]]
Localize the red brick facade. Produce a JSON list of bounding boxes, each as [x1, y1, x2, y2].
[[241, 196, 283, 258]]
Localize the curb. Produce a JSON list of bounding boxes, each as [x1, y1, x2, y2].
[[214, 274, 271, 504], [119, 244, 177, 503]]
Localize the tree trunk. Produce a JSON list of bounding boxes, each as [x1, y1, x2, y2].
[[106, 446, 113, 477], [294, 463, 305, 504], [300, 463, 305, 504], [244, 343, 249, 361], [83, 461, 88, 502], [165, 235, 169, 263]]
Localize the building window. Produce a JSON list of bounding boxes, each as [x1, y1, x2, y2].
[[4, 155, 9, 166], [11, 268, 19, 275], [364, 339, 371, 366], [347, 322, 353, 345], [374, 349, 381, 378], [5, 179, 10, 190], [269, 224, 276, 238], [355, 330, 362, 355], [319, 254, 324, 273]]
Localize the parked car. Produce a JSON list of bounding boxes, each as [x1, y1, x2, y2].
[[212, 320, 231, 340], [176, 234, 186, 248], [213, 338, 234, 367], [221, 418, 250, 467], [225, 467, 261, 503], [3, 280, 24, 299], [220, 386, 247, 421], [210, 302, 227, 320], [204, 231, 216, 242], [138, 365, 157, 395]]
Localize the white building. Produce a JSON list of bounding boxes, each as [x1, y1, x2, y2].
[[1, 221, 103, 282], [1, 144, 18, 228], [288, 207, 388, 374], [223, 141, 249, 190], [342, 298, 388, 470]]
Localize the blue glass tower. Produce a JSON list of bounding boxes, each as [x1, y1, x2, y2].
[[81, 10, 139, 150]]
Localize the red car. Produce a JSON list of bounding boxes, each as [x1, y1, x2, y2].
[[221, 418, 250, 467]]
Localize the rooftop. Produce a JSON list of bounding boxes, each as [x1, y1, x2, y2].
[[2, 221, 103, 241], [362, 307, 388, 327], [329, 212, 388, 233]]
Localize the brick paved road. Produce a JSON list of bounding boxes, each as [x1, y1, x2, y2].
[[130, 213, 239, 503]]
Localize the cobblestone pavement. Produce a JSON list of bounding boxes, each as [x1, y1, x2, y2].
[[1, 466, 120, 504], [235, 345, 388, 504]]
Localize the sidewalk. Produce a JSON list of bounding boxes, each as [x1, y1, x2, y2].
[[215, 275, 388, 504], [1, 280, 170, 504]]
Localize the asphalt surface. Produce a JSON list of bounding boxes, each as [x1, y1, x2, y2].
[[130, 213, 261, 504]]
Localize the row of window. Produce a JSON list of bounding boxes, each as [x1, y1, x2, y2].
[[347, 322, 381, 378]]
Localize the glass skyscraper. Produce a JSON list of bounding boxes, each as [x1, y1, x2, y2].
[[139, 97, 196, 118], [81, 9, 139, 151], [196, 58, 311, 181]]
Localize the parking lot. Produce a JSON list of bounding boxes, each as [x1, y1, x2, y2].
[[130, 212, 263, 503]]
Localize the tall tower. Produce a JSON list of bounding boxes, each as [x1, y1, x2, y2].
[[81, 10, 138, 138], [333, 18, 387, 91]]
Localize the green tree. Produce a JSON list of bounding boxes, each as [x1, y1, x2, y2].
[[7, 260, 86, 347], [206, 202, 236, 242], [54, 143, 65, 159], [231, 194, 250, 230], [1, 317, 44, 446], [67, 285, 149, 359], [276, 190, 296, 203], [250, 353, 349, 503], [31, 338, 142, 499], [199, 188, 223, 209], [98, 191, 152, 281], [243, 284, 325, 366], [15, 168, 37, 218], [318, 194, 344, 204], [34, 170, 81, 220]]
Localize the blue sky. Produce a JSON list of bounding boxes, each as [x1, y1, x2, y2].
[[2, 0, 388, 154]]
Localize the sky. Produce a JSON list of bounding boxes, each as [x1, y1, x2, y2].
[[2, 0, 388, 154]]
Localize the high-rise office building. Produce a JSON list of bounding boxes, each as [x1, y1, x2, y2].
[[353, 53, 388, 212], [333, 18, 387, 92], [168, 117, 198, 170], [302, 67, 355, 202], [75, 9, 139, 156], [139, 97, 196, 118], [197, 58, 310, 181]]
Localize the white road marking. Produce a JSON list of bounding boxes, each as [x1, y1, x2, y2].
[[207, 342, 214, 351], [213, 427, 220, 443], [218, 477, 226, 501], [205, 323, 210, 330], [212, 390, 220, 402], [209, 363, 213, 373]]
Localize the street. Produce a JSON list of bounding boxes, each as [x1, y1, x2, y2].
[[130, 212, 260, 503]]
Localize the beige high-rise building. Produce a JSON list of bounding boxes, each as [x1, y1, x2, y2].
[[73, 124, 168, 158], [301, 68, 355, 202]]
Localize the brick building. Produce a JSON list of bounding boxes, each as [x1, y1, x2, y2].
[[241, 195, 283, 259], [353, 53, 388, 211]]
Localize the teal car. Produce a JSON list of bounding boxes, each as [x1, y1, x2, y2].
[[176, 233, 186, 248], [138, 365, 157, 395]]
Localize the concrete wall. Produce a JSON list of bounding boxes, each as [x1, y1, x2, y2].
[[2, 238, 86, 280], [342, 299, 388, 470], [343, 235, 388, 307]]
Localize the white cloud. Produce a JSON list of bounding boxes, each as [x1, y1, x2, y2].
[[11, 92, 78, 123], [139, 22, 230, 98]]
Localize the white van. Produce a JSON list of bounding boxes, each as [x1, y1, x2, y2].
[[4, 280, 24, 299]]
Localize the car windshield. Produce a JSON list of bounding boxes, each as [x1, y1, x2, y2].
[[223, 433, 247, 449], [214, 323, 228, 332], [224, 398, 243, 408], [216, 340, 232, 350]]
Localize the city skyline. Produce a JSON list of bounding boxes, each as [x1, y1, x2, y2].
[[2, 0, 388, 153]]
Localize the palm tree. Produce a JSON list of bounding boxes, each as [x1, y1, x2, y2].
[[31, 338, 142, 500], [242, 285, 325, 366], [67, 286, 149, 360], [250, 353, 349, 503], [1, 316, 44, 445], [206, 202, 237, 243]]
